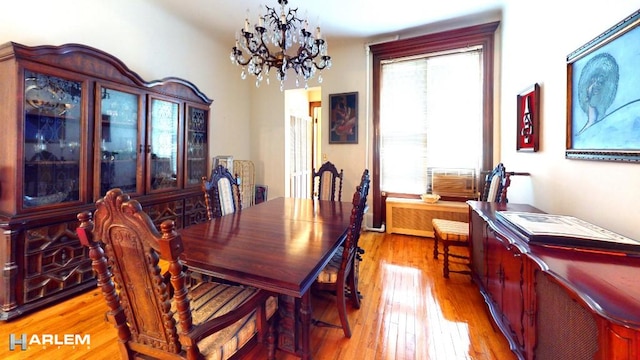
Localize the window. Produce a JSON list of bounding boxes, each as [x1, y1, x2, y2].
[[380, 49, 483, 194], [370, 22, 499, 227]]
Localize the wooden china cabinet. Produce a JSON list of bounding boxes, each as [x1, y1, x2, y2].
[[0, 42, 211, 320], [468, 201, 640, 360]]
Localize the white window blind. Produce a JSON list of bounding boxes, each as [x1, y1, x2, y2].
[[380, 49, 483, 194]]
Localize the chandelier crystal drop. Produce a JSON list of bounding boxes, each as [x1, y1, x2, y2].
[[230, 0, 332, 90]]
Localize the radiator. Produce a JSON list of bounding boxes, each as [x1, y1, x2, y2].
[[385, 198, 469, 237]]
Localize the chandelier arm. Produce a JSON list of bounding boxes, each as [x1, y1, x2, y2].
[[313, 59, 330, 70], [232, 48, 252, 66], [296, 44, 319, 60], [294, 49, 326, 71], [285, 8, 300, 28], [264, 6, 279, 27]]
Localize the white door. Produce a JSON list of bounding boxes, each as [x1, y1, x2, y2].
[[289, 114, 312, 198]]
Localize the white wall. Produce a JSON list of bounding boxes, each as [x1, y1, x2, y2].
[[247, 80, 286, 197], [315, 39, 371, 200]]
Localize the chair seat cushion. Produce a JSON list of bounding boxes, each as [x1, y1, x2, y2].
[[179, 282, 278, 360], [316, 246, 344, 284], [432, 219, 469, 242]]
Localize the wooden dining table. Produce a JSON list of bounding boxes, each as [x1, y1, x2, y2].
[[179, 197, 353, 359]]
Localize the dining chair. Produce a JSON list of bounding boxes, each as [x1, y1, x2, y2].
[[432, 163, 512, 278], [312, 161, 344, 201], [313, 169, 370, 338], [76, 188, 278, 360], [202, 164, 242, 220]]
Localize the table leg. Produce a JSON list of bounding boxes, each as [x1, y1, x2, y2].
[[299, 291, 312, 360]]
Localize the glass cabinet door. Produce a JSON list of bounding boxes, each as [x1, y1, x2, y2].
[[185, 105, 208, 187], [97, 86, 141, 197], [149, 97, 180, 191], [23, 70, 83, 208]]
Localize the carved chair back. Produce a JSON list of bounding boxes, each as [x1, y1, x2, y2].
[[76, 189, 192, 356], [202, 164, 242, 220], [480, 163, 511, 203], [313, 161, 344, 201], [342, 169, 370, 273]]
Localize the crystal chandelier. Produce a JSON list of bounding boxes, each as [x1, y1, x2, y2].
[[230, 0, 332, 90]]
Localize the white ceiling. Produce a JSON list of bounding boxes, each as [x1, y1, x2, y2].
[[150, 0, 503, 39]]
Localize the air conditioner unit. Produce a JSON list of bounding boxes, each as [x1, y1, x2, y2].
[[430, 168, 477, 199]]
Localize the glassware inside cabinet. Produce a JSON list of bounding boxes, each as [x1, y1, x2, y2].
[[23, 70, 82, 208], [98, 87, 140, 196], [150, 98, 179, 191], [186, 106, 208, 186]]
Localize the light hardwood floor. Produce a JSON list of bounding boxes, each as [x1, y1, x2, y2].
[[0, 231, 515, 360]]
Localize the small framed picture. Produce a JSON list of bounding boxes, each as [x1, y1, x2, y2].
[[212, 155, 233, 174], [329, 92, 358, 144], [516, 83, 540, 152]]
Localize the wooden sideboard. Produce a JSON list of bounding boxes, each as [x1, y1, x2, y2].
[[468, 201, 640, 360]]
